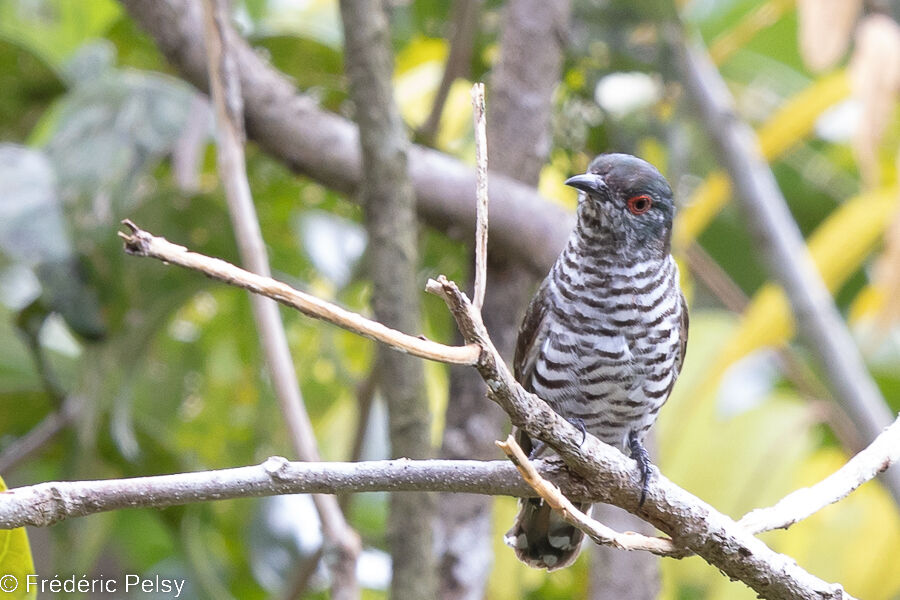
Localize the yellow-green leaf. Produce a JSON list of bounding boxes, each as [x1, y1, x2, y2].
[[674, 70, 851, 249], [0, 477, 35, 600], [707, 186, 898, 386]]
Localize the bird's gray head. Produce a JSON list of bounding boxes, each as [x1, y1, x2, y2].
[[565, 153, 675, 256]]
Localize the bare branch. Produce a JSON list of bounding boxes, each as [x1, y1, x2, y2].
[[416, 0, 482, 144], [496, 435, 686, 558], [115, 221, 885, 597], [665, 19, 900, 504], [471, 82, 489, 312], [426, 275, 854, 600], [0, 395, 80, 474], [0, 458, 562, 529], [740, 414, 900, 534], [118, 0, 574, 275], [118, 220, 480, 366], [201, 3, 359, 594], [339, 1, 437, 596]]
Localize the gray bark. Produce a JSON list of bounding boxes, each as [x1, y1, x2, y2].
[[338, 2, 436, 599], [118, 0, 572, 275], [667, 23, 900, 505], [431, 275, 855, 600]]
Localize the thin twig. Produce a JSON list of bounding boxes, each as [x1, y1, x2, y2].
[[416, 0, 482, 145], [279, 547, 324, 600], [119, 220, 480, 365], [739, 414, 900, 534], [471, 82, 489, 311], [201, 2, 359, 596], [0, 395, 80, 474], [496, 435, 687, 557]]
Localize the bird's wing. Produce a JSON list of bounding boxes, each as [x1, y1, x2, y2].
[[674, 291, 689, 376], [514, 277, 553, 393]]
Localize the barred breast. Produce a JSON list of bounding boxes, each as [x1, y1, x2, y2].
[[529, 241, 684, 451]]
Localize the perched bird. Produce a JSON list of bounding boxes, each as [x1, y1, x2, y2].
[[505, 153, 688, 571]]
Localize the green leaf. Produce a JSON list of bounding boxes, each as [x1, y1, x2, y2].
[[0, 0, 121, 66], [0, 477, 35, 600], [0, 36, 65, 142]]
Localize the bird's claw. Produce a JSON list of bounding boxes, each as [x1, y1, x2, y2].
[[628, 430, 652, 507], [568, 417, 587, 446]]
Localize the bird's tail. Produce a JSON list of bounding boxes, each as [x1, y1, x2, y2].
[[505, 497, 587, 571]]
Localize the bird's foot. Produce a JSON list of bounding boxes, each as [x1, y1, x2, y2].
[[628, 430, 652, 507], [567, 417, 587, 446], [528, 439, 546, 459]]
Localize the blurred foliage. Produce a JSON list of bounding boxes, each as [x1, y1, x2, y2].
[[0, 0, 899, 599]]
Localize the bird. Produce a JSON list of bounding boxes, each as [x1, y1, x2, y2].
[[505, 153, 688, 571]]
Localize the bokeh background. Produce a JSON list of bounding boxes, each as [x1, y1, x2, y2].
[[1, 0, 899, 598]]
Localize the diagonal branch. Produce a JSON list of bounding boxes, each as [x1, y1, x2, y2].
[[496, 435, 686, 558], [740, 414, 900, 534], [426, 275, 855, 600], [117, 0, 573, 275], [117, 220, 480, 365], [664, 17, 900, 505], [113, 221, 873, 598]]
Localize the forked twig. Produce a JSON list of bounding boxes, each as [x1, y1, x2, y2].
[[496, 435, 688, 558]]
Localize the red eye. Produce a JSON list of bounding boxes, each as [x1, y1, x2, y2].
[[627, 194, 652, 215]]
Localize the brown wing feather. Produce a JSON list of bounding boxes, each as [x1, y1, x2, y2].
[[674, 291, 689, 376], [512, 277, 554, 457], [513, 277, 553, 392]]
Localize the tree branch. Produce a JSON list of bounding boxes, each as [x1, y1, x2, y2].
[[496, 435, 686, 558], [426, 275, 855, 600], [0, 458, 559, 528], [112, 222, 900, 597], [665, 19, 900, 505], [339, 1, 436, 596], [471, 83, 489, 312], [0, 395, 80, 474], [416, 0, 482, 145], [118, 0, 573, 274], [117, 220, 480, 365], [202, 2, 359, 595], [740, 414, 900, 534]]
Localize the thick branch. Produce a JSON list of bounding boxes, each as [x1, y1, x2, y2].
[[426, 275, 854, 600], [666, 21, 900, 504], [117, 222, 873, 598], [339, 1, 437, 597], [118, 220, 480, 365], [0, 458, 579, 529], [118, 0, 572, 274]]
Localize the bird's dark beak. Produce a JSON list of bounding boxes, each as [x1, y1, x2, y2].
[[564, 174, 606, 195]]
